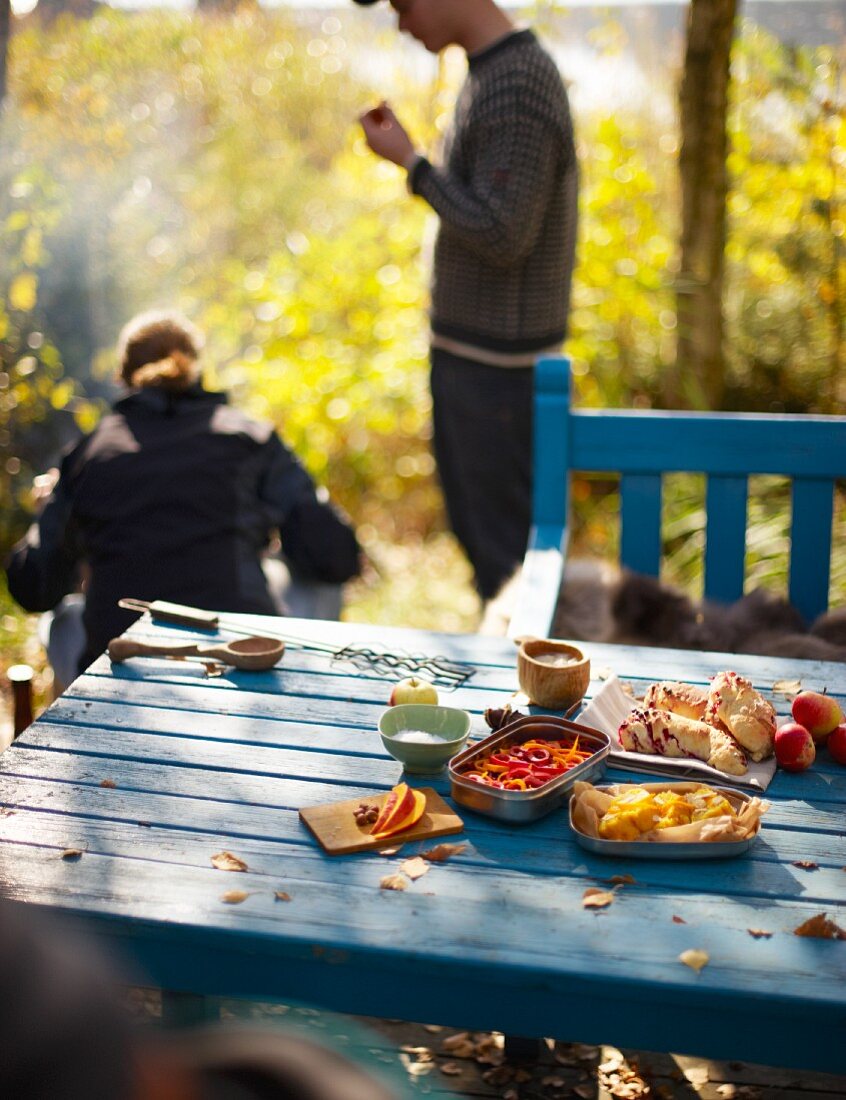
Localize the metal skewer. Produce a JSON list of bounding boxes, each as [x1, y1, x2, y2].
[[118, 598, 476, 689]]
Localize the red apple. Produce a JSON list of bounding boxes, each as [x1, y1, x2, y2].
[[791, 691, 843, 744], [828, 724, 846, 766], [388, 677, 439, 706], [774, 722, 816, 772]]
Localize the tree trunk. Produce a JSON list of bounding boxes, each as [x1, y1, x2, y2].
[[1, 0, 10, 106], [675, 0, 737, 409]]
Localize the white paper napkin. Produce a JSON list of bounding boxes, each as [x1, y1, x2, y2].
[[577, 675, 778, 792]]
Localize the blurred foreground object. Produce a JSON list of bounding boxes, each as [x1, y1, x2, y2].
[[7, 664, 33, 739]]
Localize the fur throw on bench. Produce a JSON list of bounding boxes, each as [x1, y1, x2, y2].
[[481, 560, 846, 662]]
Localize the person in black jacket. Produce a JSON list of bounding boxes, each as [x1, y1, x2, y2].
[[6, 310, 361, 673]]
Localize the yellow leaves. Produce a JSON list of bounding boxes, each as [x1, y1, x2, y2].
[[400, 856, 429, 881], [582, 887, 616, 910], [211, 851, 248, 872], [678, 949, 710, 972], [221, 890, 250, 905], [9, 273, 38, 312], [49, 380, 75, 411], [379, 874, 408, 892]]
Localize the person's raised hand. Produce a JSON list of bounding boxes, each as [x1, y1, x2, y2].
[[359, 101, 416, 169]]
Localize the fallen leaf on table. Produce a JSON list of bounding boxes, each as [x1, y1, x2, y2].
[[61, 848, 84, 860], [99, 779, 116, 789], [441, 1031, 470, 1051], [793, 913, 846, 939], [274, 891, 291, 902], [201, 661, 224, 678], [439, 1062, 462, 1076], [377, 846, 404, 857], [422, 842, 467, 862], [747, 928, 773, 938], [380, 874, 407, 891], [221, 890, 250, 904], [684, 1064, 710, 1086], [401, 856, 429, 880], [679, 948, 709, 972], [211, 851, 248, 872], [672, 915, 687, 924], [772, 679, 802, 696], [792, 860, 819, 870], [606, 873, 636, 885], [582, 887, 616, 909]]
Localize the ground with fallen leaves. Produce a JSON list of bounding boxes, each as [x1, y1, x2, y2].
[[124, 991, 846, 1099]]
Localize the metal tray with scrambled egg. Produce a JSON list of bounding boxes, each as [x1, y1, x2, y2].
[[569, 781, 765, 859]]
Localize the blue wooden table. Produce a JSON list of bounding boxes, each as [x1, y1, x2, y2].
[[1, 613, 844, 1073]]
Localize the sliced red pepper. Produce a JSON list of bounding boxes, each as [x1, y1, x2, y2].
[[526, 747, 552, 765]]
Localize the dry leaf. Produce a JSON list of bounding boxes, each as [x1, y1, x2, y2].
[[99, 779, 116, 789], [582, 887, 616, 909], [684, 1065, 710, 1086], [439, 1062, 462, 1076], [606, 874, 636, 885], [380, 874, 408, 891], [377, 846, 403, 857], [772, 679, 802, 696], [274, 891, 291, 902], [792, 860, 819, 870], [679, 948, 709, 972], [441, 1032, 470, 1051], [61, 848, 83, 860], [211, 851, 248, 872], [221, 890, 250, 904], [747, 928, 773, 938], [202, 661, 224, 678], [672, 915, 687, 924], [422, 842, 467, 862], [793, 913, 846, 939], [401, 856, 429, 880]]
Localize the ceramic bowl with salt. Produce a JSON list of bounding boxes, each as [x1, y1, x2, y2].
[[379, 704, 471, 774]]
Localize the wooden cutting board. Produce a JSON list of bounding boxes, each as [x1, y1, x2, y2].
[[299, 788, 464, 855]]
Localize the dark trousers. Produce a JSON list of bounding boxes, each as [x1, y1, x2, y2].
[[431, 347, 533, 601]]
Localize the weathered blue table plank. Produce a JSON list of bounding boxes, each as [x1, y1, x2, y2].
[[1, 613, 844, 1073]]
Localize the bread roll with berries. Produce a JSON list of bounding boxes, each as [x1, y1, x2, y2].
[[618, 708, 748, 776], [643, 681, 709, 721], [705, 671, 776, 762]]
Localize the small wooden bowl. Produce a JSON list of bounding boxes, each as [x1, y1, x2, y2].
[[516, 638, 590, 710]]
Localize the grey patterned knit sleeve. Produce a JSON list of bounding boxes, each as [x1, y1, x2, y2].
[[410, 114, 568, 270]]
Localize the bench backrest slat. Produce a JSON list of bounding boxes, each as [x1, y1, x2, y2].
[[704, 475, 749, 605], [533, 356, 846, 623]]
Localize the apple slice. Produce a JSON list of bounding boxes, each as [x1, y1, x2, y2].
[[370, 783, 415, 836], [372, 789, 427, 839]]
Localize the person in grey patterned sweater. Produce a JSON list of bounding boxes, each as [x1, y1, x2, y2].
[[358, 0, 578, 602]]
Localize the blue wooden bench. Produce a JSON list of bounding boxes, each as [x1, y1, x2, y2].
[[508, 355, 846, 640]]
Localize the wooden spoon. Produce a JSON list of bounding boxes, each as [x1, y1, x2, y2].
[[107, 635, 284, 671]]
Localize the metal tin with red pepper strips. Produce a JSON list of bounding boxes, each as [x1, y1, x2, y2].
[[449, 715, 611, 823]]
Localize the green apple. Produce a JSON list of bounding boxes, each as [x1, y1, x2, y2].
[[389, 677, 439, 706]]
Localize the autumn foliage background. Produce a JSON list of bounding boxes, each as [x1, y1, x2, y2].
[[0, 4, 844, 703]]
